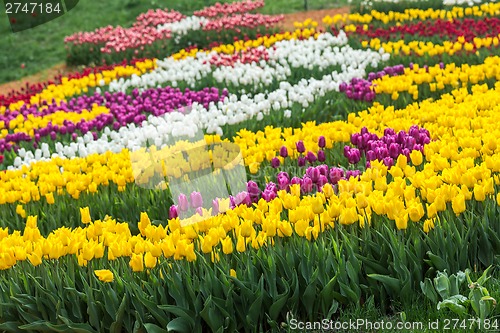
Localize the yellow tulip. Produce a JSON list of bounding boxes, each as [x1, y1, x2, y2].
[[236, 236, 246, 253], [45, 193, 55, 204], [240, 220, 253, 238], [80, 207, 92, 224], [221, 236, 233, 255], [144, 252, 157, 269], [410, 150, 423, 166], [129, 253, 144, 272], [473, 184, 486, 201], [452, 193, 466, 215], [94, 269, 114, 282], [16, 205, 26, 218]]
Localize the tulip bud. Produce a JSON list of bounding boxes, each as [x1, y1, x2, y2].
[[169, 205, 178, 219], [279, 146, 288, 158], [317, 150, 326, 162], [383, 157, 394, 168], [296, 140, 305, 153], [388, 143, 400, 158], [271, 157, 280, 168], [306, 151, 317, 164], [318, 136, 326, 148], [190, 192, 203, 209], [347, 149, 361, 164], [178, 194, 189, 212], [366, 150, 377, 161]]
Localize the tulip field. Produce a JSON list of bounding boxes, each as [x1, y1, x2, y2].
[[2, 0, 500, 331]]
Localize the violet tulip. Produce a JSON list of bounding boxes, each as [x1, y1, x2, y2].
[[178, 193, 189, 212], [190, 191, 203, 209]]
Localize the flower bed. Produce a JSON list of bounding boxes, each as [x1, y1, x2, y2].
[[0, 1, 500, 332]]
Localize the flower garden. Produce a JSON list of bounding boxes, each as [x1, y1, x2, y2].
[[1, 0, 500, 331]]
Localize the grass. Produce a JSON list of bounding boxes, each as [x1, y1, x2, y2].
[[0, 0, 347, 85]]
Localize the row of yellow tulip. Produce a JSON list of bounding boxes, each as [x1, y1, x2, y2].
[[323, 3, 500, 25], [2, 59, 157, 113], [371, 56, 500, 99], [1, 144, 499, 272], [1, 105, 109, 138], [363, 34, 500, 57]]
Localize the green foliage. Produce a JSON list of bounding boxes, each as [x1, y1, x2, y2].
[[1, 199, 500, 331], [421, 265, 498, 324]]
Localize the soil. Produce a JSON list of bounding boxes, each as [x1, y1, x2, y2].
[[0, 6, 351, 96]]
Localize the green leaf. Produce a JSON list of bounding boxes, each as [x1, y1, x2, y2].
[[110, 294, 129, 333], [166, 318, 194, 333], [477, 265, 494, 286], [302, 278, 317, 316], [434, 272, 451, 300], [0, 322, 23, 333], [57, 316, 99, 333], [144, 323, 169, 333], [420, 279, 438, 304], [200, 296, 225, 332], [246, 278, 264, 326], [367, 274, 401, 296], [426, 252, 447, 271], [268, 280, 290, 321], [437, 297, 467, 316]]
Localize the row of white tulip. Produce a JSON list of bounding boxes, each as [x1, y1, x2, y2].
[[157, 16, 209, 42], [107, 31, 351, 93], [12, 44, 389, 169]]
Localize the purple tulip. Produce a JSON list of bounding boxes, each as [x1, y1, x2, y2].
[[190, 191, 203, 209], [178, 194, 189, 212], [317, 150, 326, 162], [246, 181, 261, 200], [366, 150, 377, 161], [301, 176, 313, 193], [318, 175, 328, 187], [277, 175, 290, 190], [234, 191, 251, 206], [262, 189, 277, 201], [271, 157, 280, 168], [306, 151, 317, 164], [291, 177, 302, 186], [169, 205, 179, 219], [383, 157, 394, 168], [296, 140, 306, 153], [329, 167, 344, 184], [279, 146, 288, 158], [212, 199, 220, 215], [318, 136, 326, 148], [318, 164, 329, 176], [389, 143, 400, 158], [347, 148, 361, 164], [195, 207, 203, 216], [298, 156, 306, 167]]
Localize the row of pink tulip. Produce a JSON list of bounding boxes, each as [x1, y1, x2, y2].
[[193, 0, 265, 18]]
